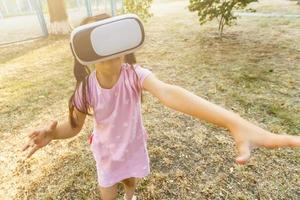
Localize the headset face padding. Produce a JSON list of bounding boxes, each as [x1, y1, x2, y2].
[[70, 14, 145, 65]]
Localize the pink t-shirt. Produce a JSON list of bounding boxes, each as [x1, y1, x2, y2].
[[73, 63, 152, 187]]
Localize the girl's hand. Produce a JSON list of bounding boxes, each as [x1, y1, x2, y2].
[[22, 121, 58, 158], [230, 119, 300, 165], [141, 75, 300, 165]]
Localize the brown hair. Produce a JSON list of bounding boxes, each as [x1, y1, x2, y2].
[[68, 13, 141, 129]]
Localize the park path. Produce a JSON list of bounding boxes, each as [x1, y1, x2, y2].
[[234, 12, 300, 18], [0, 9, 100, 45]]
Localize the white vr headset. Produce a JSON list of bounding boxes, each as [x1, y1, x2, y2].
[[70, 13, 145, 65]]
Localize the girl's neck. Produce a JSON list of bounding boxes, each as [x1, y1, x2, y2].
[[94, 57, 123, 89]]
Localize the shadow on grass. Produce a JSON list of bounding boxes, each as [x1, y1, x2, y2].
[[0, 35, 69, 65]]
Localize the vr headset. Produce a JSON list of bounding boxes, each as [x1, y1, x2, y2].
[[70, 13, 145, 65]]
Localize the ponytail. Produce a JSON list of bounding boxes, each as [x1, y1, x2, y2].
[[124, 53, 136, 65], [68, 51, 92, 129], [125, 53, 144, 102], [73, 58, 90, 84]]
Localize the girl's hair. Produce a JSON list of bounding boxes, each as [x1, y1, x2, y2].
[[68, 13, 141, 129]]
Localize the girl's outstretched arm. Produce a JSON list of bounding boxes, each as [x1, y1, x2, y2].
[[142, 74, 300, 164], [22, 107, 86, 158]]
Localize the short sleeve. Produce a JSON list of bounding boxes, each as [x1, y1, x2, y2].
[[72, 80, 92, 112], [133, 64, 152, 87]]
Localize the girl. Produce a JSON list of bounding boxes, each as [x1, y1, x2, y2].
[[22, 14, 300, 200]]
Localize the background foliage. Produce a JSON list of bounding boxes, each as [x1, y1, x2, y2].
[[124, 0, 154, 21], [189, 0, 258, 36]]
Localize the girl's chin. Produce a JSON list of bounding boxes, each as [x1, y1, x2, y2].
[[95, 57, 121, 67]]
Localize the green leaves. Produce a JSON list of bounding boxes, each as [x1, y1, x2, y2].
[[124, 0, 154, 21], [188, 0, 258, 37]]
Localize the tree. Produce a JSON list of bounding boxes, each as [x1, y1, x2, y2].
[[47, 0, 72, 35], [123, 0, 153, 21], [188, 0, 257, 37], [46, 0, 154, 35]]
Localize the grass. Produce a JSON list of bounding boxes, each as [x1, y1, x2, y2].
[[247, 0, 300, 15], [1, 0, 300, 199]]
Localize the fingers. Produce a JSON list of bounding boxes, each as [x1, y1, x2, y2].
[[22, 139, 39, 158], [22, 142, 30, 151], [28, 131, 38, 139], [23, 131, 38, 151], [235, 142, 251, 165], [264, 134, 300, 148], [22, 134, 35, 151], [286, 135, 300, 147], [27, 145, 39, 158]]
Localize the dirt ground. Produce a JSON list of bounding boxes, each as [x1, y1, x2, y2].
[[0, 0, 300, 199]]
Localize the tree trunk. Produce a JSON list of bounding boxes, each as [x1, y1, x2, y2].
[[47, 0, 72, 35], [218, 15, 225, 38]]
